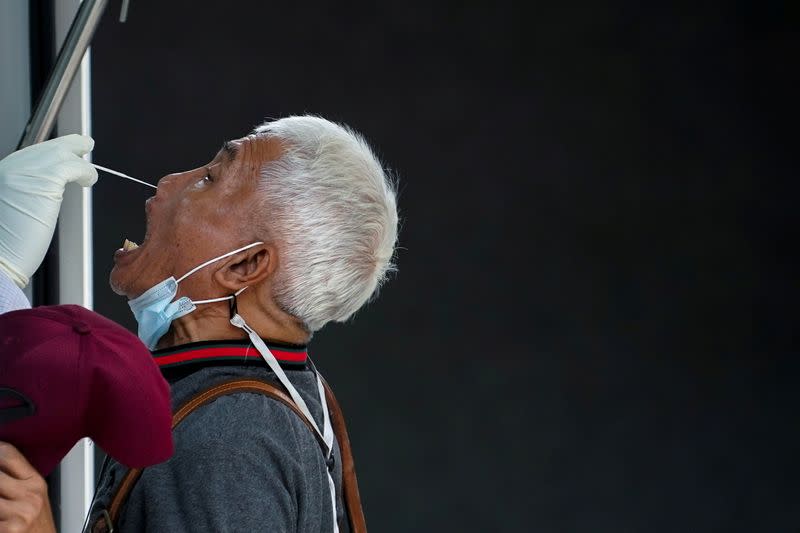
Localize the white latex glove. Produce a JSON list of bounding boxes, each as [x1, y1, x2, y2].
[[0, 134, 98, 288]]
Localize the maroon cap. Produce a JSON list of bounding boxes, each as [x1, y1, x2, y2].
[[0, 305, 173, 476]]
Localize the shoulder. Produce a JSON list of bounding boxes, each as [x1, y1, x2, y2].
[[118, 378, 332, 532], [177, 388, 323, 459], [125, 391, 324, 528]]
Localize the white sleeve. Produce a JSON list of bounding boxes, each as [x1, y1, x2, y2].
[[0, 269, 31, 313]]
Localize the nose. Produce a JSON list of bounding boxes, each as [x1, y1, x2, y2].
[[156, 172, 181, 190], [155, 169, 200, 196]]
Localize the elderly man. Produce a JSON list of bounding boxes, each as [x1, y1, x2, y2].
[[0, 115, 398, 532]]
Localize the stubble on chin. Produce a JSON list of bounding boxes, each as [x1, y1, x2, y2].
[[108, 266, 133, 297]]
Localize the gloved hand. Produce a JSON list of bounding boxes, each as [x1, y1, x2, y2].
[[0, 135, 98, 288]]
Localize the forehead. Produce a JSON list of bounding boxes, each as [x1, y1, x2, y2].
[[218, 134, 284, 172]]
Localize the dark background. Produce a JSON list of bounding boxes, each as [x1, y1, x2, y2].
[[89, 1, 798, 531]]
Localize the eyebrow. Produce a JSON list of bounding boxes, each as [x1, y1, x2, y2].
[[220, 141, 239, 161]]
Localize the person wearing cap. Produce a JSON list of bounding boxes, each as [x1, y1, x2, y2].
[[0, 137, 174, 533], [0, 305, 175, 508], [0, 116, 397, 532], [0, 135, 98, 533]]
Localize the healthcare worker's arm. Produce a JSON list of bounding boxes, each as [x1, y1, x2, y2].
[[0, 441, 56, 533], [0, 269, 30, 313], [0, 135, 97, 289]]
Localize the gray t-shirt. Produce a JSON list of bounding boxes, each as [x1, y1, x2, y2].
[[85, 348, 346, 533]]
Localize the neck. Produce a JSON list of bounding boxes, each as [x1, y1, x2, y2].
[[155, 298, 309, 350]]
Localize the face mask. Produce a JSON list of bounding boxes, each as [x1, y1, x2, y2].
[[128, 242, 263, 349]]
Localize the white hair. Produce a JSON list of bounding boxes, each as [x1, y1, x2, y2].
[[252, 116, 398, 332]]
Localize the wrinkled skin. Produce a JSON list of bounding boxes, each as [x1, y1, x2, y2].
[[110, 134, 308, 349], [0, 137, 310, 533]]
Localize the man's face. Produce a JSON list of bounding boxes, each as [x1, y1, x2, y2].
[[109, 135, 283, 299]]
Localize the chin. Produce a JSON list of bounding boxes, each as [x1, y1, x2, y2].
[[109, 237, 152, 297], [109, 261, 147, 298], [109, 265, 131, 297]]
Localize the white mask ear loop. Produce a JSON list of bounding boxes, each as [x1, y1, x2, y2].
[[192, 287, 248, 306], [176, 242, 264, 284], [174, 242, 261, 306]]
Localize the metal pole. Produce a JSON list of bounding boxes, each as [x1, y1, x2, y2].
[[17, 0, 109, 149]]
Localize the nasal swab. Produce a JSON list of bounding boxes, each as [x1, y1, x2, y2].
[[92, 163, 157, 189]]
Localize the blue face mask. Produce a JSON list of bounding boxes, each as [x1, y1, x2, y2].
[[128, 242, 263, 349]]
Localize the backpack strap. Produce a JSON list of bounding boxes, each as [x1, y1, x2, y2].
[[92, 378, 367, 533], [320, 376, 367, 533]]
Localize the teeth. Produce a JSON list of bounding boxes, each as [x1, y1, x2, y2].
[[122, 239, 139, 251]]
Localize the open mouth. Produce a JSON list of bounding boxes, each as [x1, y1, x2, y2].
[[114, 195, 155, 264], [114, 237, 143, 265]]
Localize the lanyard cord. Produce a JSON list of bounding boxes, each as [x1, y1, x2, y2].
[[229, 298, 339, 533], [230, 313, 331, 453]]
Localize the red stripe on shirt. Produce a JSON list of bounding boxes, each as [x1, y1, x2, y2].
[[153, 347, 307, 366]]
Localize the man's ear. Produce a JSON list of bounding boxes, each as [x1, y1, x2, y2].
[[212, 243, 276, 291]]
